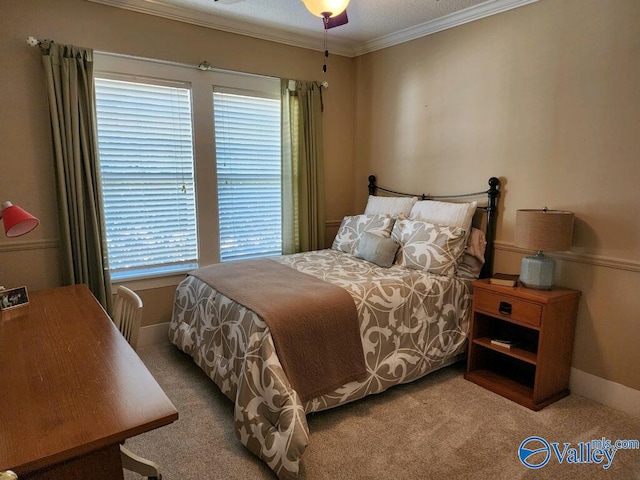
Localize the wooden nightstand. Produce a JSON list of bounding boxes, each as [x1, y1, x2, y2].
[[464, 279, 581, 411]]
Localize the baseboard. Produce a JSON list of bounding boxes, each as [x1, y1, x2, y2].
[[570, 368, 640, 417], [137, 322, 170, 349]]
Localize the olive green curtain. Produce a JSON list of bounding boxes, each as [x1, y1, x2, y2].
[[281, 79, 325, 254], [40, 42, 111, 311]]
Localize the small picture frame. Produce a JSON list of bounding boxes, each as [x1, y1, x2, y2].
[[0, 286, 30, 311]]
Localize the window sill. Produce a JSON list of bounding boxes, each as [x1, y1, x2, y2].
[[111, 271, 191, 292]]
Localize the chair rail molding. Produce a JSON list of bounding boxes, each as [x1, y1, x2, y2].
[[0, 239, 59, 253], [494, 240, 640, 274], [326, 219, 343, 228]]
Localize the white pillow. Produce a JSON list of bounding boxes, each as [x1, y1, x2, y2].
[[364, 195, 418, 217], [409, 200, 477, 233]]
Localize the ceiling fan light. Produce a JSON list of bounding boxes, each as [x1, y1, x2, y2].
[[301, 0, 350, 18]]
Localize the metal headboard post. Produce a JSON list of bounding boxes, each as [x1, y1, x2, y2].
[[481, 177, 500, 279], [368, 175, 377, 196], [367, 175, 501, 278]]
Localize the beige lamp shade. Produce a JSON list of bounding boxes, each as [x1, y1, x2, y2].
[[301, 0, 350, 17], [515, 209, 574, 252]]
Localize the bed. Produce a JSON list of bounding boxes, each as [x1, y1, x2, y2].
[[169, 176, 500, 479]]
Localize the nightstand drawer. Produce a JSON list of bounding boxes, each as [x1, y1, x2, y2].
[[473, 289, 542, 327]]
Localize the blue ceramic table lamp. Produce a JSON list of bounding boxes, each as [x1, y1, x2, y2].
[[515, 208, 574, 290]]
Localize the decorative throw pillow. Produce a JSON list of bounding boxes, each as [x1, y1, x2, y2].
[[391, 218, 467, 276], [364, 195, 418, 217], [457, 228, 487, 280], [332, 214, 395, 255], [355, 232, 400, 268], [457, 254, 483, 280], [409, 200, 477, 233]]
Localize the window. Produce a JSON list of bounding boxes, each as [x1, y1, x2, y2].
[[93, 54, 282, 281], [94, 77, 198, 280], [214, 91, 282, 262]]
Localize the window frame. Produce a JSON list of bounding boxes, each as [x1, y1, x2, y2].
[[95, 74, 199, 281], [94, 53, 281, 285], [213, 87, 283, 262]]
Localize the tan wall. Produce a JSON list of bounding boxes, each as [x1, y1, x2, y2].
[[3, 0, 638, 391], [354, 0, 640, 390], [0, 0, 356, 326]]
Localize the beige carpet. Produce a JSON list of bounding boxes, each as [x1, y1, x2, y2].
[[123, 343, 640, 480]]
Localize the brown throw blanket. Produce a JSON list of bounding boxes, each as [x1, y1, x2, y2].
[[189, 258, 366, 402]]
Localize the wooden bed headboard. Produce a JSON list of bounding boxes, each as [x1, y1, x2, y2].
[[367, 175, 501, 278]]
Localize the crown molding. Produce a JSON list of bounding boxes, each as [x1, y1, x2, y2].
[[353, 0, 538, 56], [89, 0, 537, 58]]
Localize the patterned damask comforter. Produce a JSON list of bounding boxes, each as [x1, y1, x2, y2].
[[169, 249, 472, 479]]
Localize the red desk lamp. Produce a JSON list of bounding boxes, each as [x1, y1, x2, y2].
[[1, 201, 39, 238]]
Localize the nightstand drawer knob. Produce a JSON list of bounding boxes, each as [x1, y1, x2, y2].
[[499, 301, 512, 315]]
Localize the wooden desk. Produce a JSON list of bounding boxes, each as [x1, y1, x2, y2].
[[0, 285, 178, 479]]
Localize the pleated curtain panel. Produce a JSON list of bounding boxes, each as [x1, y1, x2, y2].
[[40, 42, 112, 311], [37, 43, 324, 309], [281, 79, 326, 254]]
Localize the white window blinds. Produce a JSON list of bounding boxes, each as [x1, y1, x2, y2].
[[95, 77, 198, 279], [213, 91, 282, 262]]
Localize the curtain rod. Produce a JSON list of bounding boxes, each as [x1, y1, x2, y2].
[[26, 36, 329, 88], [26, 36, 273, 80]]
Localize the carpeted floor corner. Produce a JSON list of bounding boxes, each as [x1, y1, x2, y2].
[[123, 343, 640, 480]]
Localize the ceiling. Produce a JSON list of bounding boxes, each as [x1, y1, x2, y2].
[[89, 0, 537, 57]]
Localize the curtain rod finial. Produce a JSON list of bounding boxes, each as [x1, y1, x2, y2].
[[27, 36, 40, 47]]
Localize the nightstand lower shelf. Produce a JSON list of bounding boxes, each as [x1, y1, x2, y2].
[[472, 337, 537, 364], [464, 369, 569, 411]]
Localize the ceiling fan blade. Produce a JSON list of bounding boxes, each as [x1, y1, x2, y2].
[[324, 9, 349, 29]]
